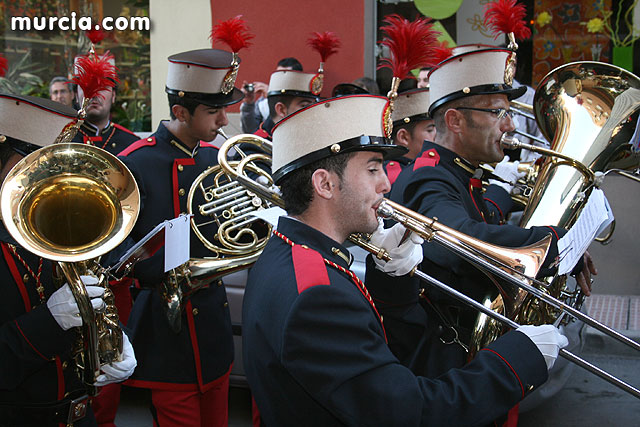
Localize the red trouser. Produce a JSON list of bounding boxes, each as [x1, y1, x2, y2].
[[150, 372, 230, 427]]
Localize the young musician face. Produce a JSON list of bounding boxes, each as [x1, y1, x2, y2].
[[185, 104, 229, 142], [333, 151, 390, 236]]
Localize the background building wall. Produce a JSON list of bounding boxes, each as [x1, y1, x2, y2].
[[149, 0, 212, 127]]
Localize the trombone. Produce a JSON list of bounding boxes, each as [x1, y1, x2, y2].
[[218, 133, 640, 399]]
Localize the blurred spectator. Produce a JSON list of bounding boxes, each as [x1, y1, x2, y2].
[[417, 67, 430, 88], [240, 57, 302, 133], [48, 76, 74, 106]]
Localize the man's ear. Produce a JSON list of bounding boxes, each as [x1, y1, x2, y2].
[[110, 89, 116, 104], [443, 108, 464, 134], [172, 104, 189, 122], [274, 102, 288, 120], [395, 128, 411, 148], [310, 168, 338, 201]]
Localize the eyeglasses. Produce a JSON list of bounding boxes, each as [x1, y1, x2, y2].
[[455, 107, 515, 120]]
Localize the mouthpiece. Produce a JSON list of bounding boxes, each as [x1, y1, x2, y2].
[[500, 133, 521, 150]]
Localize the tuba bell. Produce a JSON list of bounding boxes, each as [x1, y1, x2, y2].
[[0, 143, 139, 395], [502, 61, 640, 326]]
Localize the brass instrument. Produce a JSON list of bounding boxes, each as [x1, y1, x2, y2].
[[0, 143, 139, 395], [216, 132, 640, 399], [160, 129, 272, 332], [502, 61, 640, 326]]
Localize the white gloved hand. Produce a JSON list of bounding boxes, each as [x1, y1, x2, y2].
[[489, 156, 525, 194], [517, 324, 569, 370], [94, 332, 137, 386], [46, 276, 105, 331], [369, 221, 424, 277]]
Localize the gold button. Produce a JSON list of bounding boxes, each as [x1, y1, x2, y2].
[[301, 244, 309, 249], [147, 137, 153, 142], [177, 164, 184, 172], [223, 301, 229, 308], [111, 143, 116, 148], [217, 280, 223, 287], [192, 308, 199, 316], [428, 151, 435, 157], [23, 273, 29, 282], [62, 361, 68, 369], [178, 188, 186, 196], [527, 384, 534, 392], [330, 144, 340, 153]]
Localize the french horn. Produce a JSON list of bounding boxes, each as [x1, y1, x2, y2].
[[160, 129, 273, 332], [0, 143, 139, 395]]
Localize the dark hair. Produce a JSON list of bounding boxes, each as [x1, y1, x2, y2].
[[49, 76, 75, 93], [432, 96, 477, 133], [267, 95, 295, 120], [391, 120, 418, 141], [280, 152, 355, 216], [352, 77, 380, 95], [277, 57, 303, 71], [0, 140, 15, 170], [167, 94, 201, 120]]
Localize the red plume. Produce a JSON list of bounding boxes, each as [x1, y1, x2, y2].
[[378, 14, 441, 79], [210, 15, 254, 52], [484, 0, 531, 40], [0, 54, 7, 78], [431, 41, 454, 65], [307, 31, 341, 62], [72, 52, 118, 100], [86, 26, 106, 45]]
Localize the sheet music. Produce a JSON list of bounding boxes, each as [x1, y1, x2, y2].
[[557, 188, 614, 275], [164, 214, 192, 271], [250, 206, 287, 228]]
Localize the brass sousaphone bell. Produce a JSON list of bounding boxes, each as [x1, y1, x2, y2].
[[0, 143, 139, 394]]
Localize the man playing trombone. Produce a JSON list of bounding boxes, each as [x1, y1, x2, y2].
[[370, 46, 597, 419], [242, 93, 569, 426]]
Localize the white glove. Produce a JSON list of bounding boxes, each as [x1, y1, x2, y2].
[[369, 221, 424, 276], [489, 156, 525, 194], [94, 332, 137, 386], [46, 276, 106, 331], [517, 324, 568, 371]]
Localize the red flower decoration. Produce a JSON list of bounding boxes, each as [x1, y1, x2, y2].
[[86, 26, 106, 45], [0, 54, 8, 78]]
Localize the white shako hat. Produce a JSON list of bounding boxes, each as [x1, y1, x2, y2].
[[392, 88, 431, 126], [450, 43, 496, 56], [165, 49, 244, 107], [271, 94, 406, 184], [427, 47, 526, 115], [0, 93, 77, 154], [267, 70, 321, 100]]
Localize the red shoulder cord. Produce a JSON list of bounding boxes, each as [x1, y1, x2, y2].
[[273, 230, 387, 342]]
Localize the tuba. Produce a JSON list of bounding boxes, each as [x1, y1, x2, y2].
[[501, 61, 640, 327], [0, 143, 139, 395], [160, 130, 273, 332]]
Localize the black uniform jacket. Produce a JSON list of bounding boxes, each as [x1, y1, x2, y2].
[[71, 121, 139, 155], [243, 217, 548, 427], [384, 155, 412, 187], [115, 121, 233, 392], [0, 224, 91, 424], [372, 141, 565, 376]]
